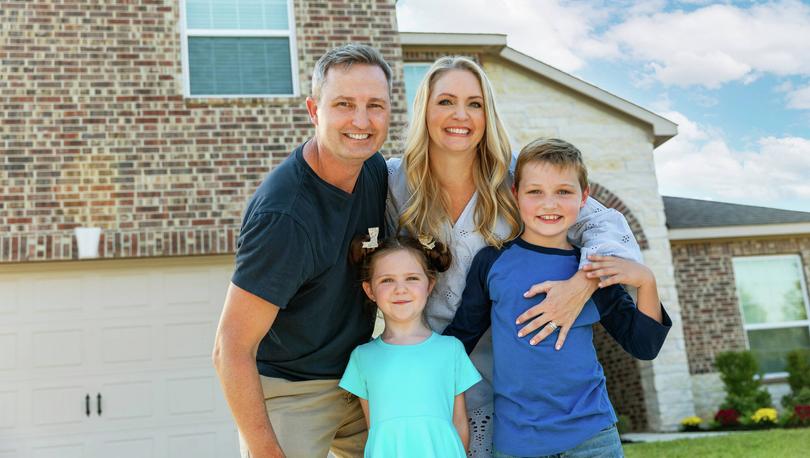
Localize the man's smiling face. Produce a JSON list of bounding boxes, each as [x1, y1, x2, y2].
[[307, 63, 391, 165]]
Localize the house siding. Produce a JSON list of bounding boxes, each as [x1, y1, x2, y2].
[[0, 0, 407, 263]]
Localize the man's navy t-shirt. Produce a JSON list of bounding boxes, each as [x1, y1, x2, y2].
[[231, 143, 387, 381]]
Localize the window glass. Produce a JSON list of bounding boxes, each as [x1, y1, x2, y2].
[[747, 327, 810, 373], [732, 255, 810, 373], [189, 37, 292, 95], [733, 256, 808, 324], [187, 0, 288, 29], [404, 63, 431, 118]]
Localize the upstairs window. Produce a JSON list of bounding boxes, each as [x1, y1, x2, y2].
[[181, 0, 298, 97], [733, 255, 810, 374]]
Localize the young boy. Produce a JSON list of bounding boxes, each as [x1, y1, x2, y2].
[[443, 138, 672, 457]]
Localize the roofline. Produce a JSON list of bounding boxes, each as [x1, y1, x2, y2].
[[400, 31, 507, 47], [399, 32, 678, 147], [668, 222, 810, 241]]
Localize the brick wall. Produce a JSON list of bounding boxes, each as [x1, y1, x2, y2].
[[672, 235, 810, 374], [0, 0, 407, 263], [594, 325, 649, 431]]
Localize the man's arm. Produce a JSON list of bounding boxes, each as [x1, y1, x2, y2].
[[213, 282, 285, 458], [359, 398, 370, 429]]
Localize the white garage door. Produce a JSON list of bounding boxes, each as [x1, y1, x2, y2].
[[0, 256, 239, 458]]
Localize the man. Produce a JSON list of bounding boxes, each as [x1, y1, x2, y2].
[[212, 44, 391, 458]]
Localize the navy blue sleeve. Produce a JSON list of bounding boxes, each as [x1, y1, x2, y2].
[[231, 212, 313, 309], [592, 284, 672, 360], [443, 246, 501, 354]]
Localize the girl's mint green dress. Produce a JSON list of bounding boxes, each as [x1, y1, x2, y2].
[[339, 332, 481, 457]]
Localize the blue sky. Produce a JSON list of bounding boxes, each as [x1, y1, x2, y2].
[[397, 0, 810, 212]]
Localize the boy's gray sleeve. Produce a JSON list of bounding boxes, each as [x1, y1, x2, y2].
[[568, 196, 643, 269]]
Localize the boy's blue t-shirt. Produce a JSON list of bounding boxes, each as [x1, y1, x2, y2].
[[444, 237, 672, 456]]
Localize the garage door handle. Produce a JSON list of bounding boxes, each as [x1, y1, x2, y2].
[[97, 393, 102, 416], [85, 394, 91, 417]]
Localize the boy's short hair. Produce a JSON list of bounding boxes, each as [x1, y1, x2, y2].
[[514, 138, 589, 191]]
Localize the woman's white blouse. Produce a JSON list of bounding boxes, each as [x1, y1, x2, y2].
[[385, 157, 642, 410]]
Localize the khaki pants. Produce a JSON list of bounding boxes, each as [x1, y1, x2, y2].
[[239, 376, 367, 458]]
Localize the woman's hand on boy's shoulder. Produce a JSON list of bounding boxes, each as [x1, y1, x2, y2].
[[582, 255, 655, 289]]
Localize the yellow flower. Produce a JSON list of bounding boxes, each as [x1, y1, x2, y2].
[[751, 408, 778, 423], [680, 416, 703, 427]]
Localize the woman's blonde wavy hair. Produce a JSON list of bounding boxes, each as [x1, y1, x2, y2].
[[399, 56, 520, 248]]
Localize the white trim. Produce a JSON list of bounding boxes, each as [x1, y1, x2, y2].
[[180, 0, 191, 98], [398, 31, 678, 147], [179, 0, 299, 99], [400, 32, 507, 47], [745, 321, 810, 331], [669, 222, 810, 241], [759, 371, 789, 382], [186, 29, 291, 37], [733, 254, 810, 376]]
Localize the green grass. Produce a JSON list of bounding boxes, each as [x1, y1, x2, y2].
[[624, 428, 810, 457]]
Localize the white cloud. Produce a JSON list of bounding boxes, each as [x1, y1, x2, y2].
[[396, 0, 617, 72], [787, 85, 810, 110], [655, 112, 810, 209], [398, 1, 810, 90], [605, 1, 810, 88]]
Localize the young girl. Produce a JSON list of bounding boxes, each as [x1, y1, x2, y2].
[[339, 233, 482, 457]]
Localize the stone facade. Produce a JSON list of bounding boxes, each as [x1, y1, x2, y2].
[[0, 0, 407, 263], [671, 235, 810, 418]]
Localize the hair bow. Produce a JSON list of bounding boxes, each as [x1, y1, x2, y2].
[[362, 227, 379, 249]]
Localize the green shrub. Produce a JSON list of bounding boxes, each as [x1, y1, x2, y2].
[[616, 414, 633, 435], [714, 350, 772, 415], [781, 350, 810, 410]]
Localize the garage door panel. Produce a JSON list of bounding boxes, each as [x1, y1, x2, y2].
[[0, 334, 17, 371], [165, 321, 215, 360], [99, 326, 153, 365], [91, 272, 154, 312], [168, 432, 218, 458], [99, 381, 154, 420], [32, 329, 84, 369], [0, 390, 17, 429], [32, 385, 88, 426], [166, 376, 216, 416], [0, 277, 19, 315], [32, 277, 85, 313], [97, 437, 154, 458], [163, 270, 214, 308], [31, 442, 85, 458]]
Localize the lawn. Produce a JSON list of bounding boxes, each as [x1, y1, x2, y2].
[[624, 428, 810, 457]]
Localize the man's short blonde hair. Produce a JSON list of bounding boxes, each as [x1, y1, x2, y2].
[[514, 138, 588, 191]]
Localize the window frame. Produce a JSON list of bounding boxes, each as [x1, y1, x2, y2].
[[179, 0, 300, 99], [733, 254, 810, 378]]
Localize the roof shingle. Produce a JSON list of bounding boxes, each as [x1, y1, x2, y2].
[[663, 196, 810, 229]]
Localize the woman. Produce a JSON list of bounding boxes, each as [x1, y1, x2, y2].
[[387, 57, 642, 456]]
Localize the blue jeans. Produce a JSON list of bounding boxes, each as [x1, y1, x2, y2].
[[493, 424, 624, 458]]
